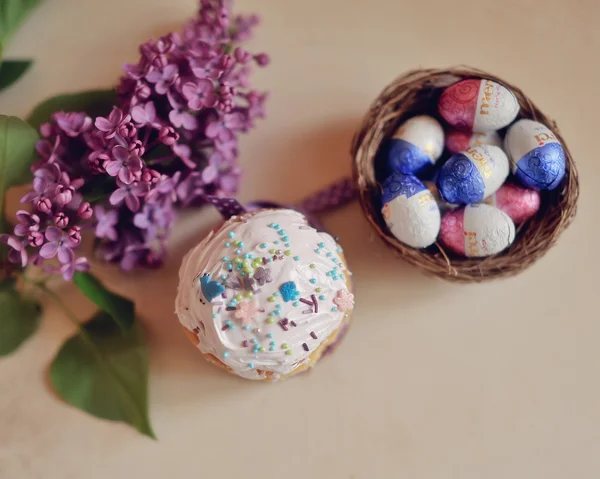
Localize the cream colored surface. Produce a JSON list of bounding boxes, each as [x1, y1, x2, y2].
[[0, 0, 598, 477]]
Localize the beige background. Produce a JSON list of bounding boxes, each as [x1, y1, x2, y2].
[[1, 0, 599, 477]]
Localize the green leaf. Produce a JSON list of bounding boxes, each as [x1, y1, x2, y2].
[[0, 59, 32, 91], [72, 272, 134, 332], [50, 312, 155, 438], [0, 0, 40, 47], [0, 283, 41, 356], [0, 115, 38, 229], [26, 89, 118, 130]]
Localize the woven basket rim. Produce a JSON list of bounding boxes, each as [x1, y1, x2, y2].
[[351, 66, 580, 283]]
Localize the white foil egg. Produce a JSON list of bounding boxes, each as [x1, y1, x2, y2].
[[504, 119, 566, 190], [384, 115, 445, 174], [438, 79, 520, 132], [381, 173, 441, 248], [440, 203, 515, 257]]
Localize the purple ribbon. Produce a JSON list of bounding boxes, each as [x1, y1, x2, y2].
[[206, 177, 357, 230]]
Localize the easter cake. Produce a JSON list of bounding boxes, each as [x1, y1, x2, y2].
[[175, 208, 354, 381]]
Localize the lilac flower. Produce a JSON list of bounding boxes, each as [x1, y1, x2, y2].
[[14, 211, 40, 236], [146, 172, 181, 205], [60, 257, 90, 281], [168, 109, 198, 130], [133, 203, 175, 240], [0, 234, 28, 267], [191, 59, 223, 80], [109, 181, 149, 212], [145, 64, 178, 95], [95, 107, 132, 139], [77, 202, 94, 219], [39, 226, 76, 265], [104, 145, 143, 184], [131, 102, 158, 126], [205, 112, 244, 142], [176, 172, 205, 206], [94, 205, 119, 241], [55, 112, 92, 137], [54, 212, 69, 228], [182, 79, 218, 109]]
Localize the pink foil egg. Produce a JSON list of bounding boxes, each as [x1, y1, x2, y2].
[[445, 129, 502, 154], [438, 79, 519, 133], [483, 183, 541, 224], [440, 204, 515, 257]]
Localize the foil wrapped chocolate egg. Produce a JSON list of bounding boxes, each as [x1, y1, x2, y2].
[[437, 144, 509, 204], [381, 173, 441, 248], [504, 119, 566, 190], [423, 181, 457, 212], [445, 129, 502, 154], [384, 115, 445, 174], [483, 183, 541, 224], [440, 204, 515, 257], [438, 79, 519, 132]]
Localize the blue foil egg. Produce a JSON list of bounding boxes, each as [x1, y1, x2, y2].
[[437, 145, 509, 205], [504, 119, 566, 190], [384, 115, 444, 175]]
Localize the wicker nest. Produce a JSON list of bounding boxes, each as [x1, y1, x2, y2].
[[351, 66, 579, 283]]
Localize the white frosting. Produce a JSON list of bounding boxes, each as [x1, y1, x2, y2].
[[382, 189, 441, 248], [463, 204, 515, 257], [175, 209, 352, 381], [392, 115, 445, 162], [504, 119, 561, 172], [473, 80, 519, 132], [463, 144, 509, 198]]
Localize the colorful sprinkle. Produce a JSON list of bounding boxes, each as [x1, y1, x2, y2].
[[293, 301, 299, 307], [260, 243, 267, 249], [285, 243, 291, 247], [290, 321, 297, 327], [310, 264, 316, 269], [228, 232, 235, 238], [311, 294, 319, 313], [319, 295, 326, 300], [310, 331, 318, 339], [326, 252, 332, 257], [242, 340, 249, 347], [293, 256, 300, 261], [266, 317, 276, 324], [279, 229, 286, 235], [310, 278, 317, 284], [299, 298, 312, 306], [223, 351, 230, 358], [268, 296, 276, 303], [285, 350, 292, 356], [331, 306, 338, 312], [281, 343, 289, 350], [267, 333, 274, 339], [248, 363, 255, 369], [318, 242, 325, 248], [243, 325, 250, 331], [315, 287, 322, 293], [269, 347, 275, 351], [284, 250, 292, 256], [273, 240, 279, 244], [235, 249, 242, 255], [315, 249, 321, 254], [238, 242, 245, 248], [222, 324, 230, 331], [282, 236, 289, 242], [302, 343, 309, 352]]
